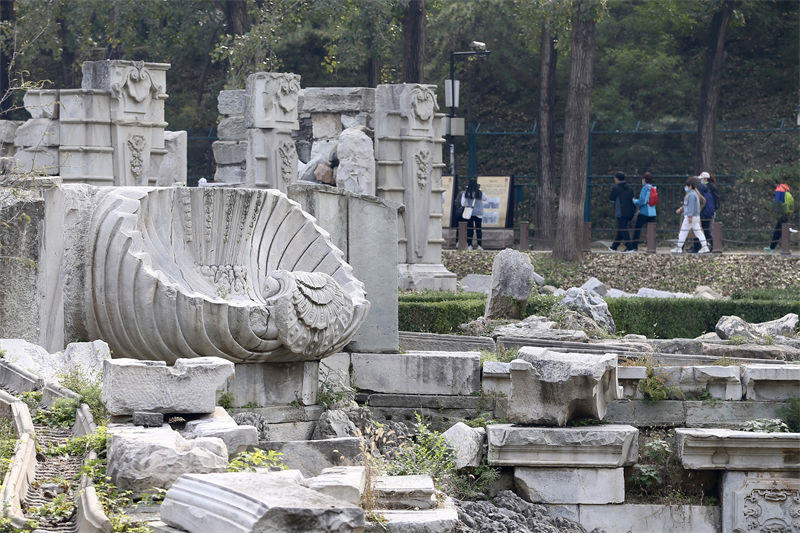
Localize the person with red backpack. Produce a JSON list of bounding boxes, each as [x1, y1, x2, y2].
[[629, 172, 658, 251], [765, 183, 795, 253]]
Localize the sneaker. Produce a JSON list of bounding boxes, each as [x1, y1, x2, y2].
[[670, 246, 683, 254], [790, 228, 798, 234], [623, 248, 637, 253], [764, 247, 774, 254], [467, 245, 473, 251], [698, 245, 710, 254], [608, 246, 618, 252], [477, 246, 484, 250]]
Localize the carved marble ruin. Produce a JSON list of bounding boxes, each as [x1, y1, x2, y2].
[[212, 73, 300, 190], [2, 60, 186, 186]]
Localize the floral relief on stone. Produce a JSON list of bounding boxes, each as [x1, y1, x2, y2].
[[415, 149, 431, 189], [127, 134, 146, 181]]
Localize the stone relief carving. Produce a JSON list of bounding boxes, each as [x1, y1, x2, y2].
[[410, 85, 437, 122], [265, 74, 300, 115], [110, 60, 163, 112], [84, 186, 369, 364], [278, 140, 298, 184], [127, 134, 146, 182], [733, 480, 800, 533], [415, 149, 431, 189]]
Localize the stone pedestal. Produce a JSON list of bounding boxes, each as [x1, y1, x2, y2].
[[375, 84, 455, 291], [227, 361, 319, 407]]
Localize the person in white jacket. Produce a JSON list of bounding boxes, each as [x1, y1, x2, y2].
[[671, 176, 709, 254], [461, 180, 485, 250]]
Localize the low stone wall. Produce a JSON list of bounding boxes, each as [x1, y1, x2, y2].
[[0, 389, 36, 523], [547, 503, 721, 533]]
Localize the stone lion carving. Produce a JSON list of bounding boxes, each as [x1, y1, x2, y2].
[[84, 186, 369, 363]]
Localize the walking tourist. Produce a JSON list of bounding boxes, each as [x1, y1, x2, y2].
[[461, 180, 484, 250], [630, 172, 657, 251], [671, 176, 710, 254], [765, 183, 795, 253], [609, 172, 635, 252], [690, 171, 718, 252]]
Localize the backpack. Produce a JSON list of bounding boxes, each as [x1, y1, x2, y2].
[[696, 189, 706, 209], [785, 191, 795, 214], [647, 186, 658, 206], [701, 189, 715, 218], [454, 191, 465, 220]]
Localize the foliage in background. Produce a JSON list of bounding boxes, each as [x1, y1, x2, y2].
[[739, 419, 790, 433], [32, 397, 79, 427], [228, 449, 287, 472], [0, 418, 17, 481], [60, 368, 107, 424], [317, 367, 356, 410], [779, 398, 800, 433]]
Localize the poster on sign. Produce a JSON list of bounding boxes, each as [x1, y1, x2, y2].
[[441, 174, 456, 227], [476, 176, 512, 228]]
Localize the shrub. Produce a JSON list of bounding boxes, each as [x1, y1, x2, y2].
[[779, 398, 800, 432], [739, 419, 790, 433], [731, 287, 800, 301], [59, 368, 108, 424], [385, 414, 455, 488], [398, 299, 485, 333], [228, 449, 287, 472], [399, 291, 486, 303]]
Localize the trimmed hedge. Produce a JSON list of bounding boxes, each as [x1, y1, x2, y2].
[[607, 298, 800, 339], [399, 291, 486, 303], [398, 292, 800, 338], [729, 287, 800, 301]]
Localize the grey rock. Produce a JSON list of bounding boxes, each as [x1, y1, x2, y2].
[[580, 277, 608, 297], [213, 164, 245, 183], [693, 285, 724, 300], [700, 342, 800, 361], [14, 118, 59, 147], [217, 116, 247, 141], [0, 120, 22, 144], [556, 288, 615, 334], [455, 490, 586, 533], [182, 407, 259, 456], [335, 127, 375, 195], [312, 409, 359, 439], [232, 411, 269, 441], [217, 90, 247, 116], [715, 313, 799, 342], [531, 272, 545, 286], [442, 422, 485, 469], [261, 437, 363, 477], [606, 288, 635, 298], [539, 285, 558, 295], [306, 466, 366, 506], [212, 140, 247, 165], [133, 411, 164, 428], [484, 249, 535, 319], [636, 287, 692, 299], [491, 316, 589, 342]]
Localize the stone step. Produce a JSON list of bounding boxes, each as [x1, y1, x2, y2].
[[306, 466, 366, 506], [365, 504, 459, 533], [373, 475, 436, 510]]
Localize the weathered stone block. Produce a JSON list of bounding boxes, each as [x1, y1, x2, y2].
[[217, 116, 247, 141], [212, 140, 247, 165], [0, 120, 22, 144], [160, 472, 366, 533], [442, 422, 485, 469], [132, 411, 164, 427], [576, 503, 721, 533], [676, 428, 800, 470], [557, 287, 615, 334], [374, 475, 436, 510], [261, 437, 363, 477], [482, 361, 511, 396], [23, 90, 59, 119], [351, 351, 480, 395], [102, 357, 234, 416], [213, 163, 246, 183], [307, 466, 366, 506], [716, 313, 798, 342], [722, 471, 799, 533], [365, 506, 459, 533], [14, 118, 60, 147], [508, 348, 619, 426], [742, 364, 800, 400], [487, 424, 638, 467], [158, 130, 187, 185], [484, 249, 534, 319], [13, 146, 58, 174], [312, 112, 341, 139], [301, 87, 375, 114], [107, 426, 228, 491], [580, 277, 608, 297], [336, 127, 375, 196], [227, 361, 318, 407], [514, 467, 625, 504], [182, 407, 258, 455], [217, 90, 247, 116]]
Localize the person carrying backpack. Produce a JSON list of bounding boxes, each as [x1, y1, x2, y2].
[[691, 171, 717, 252], [461, 180, 485, 250], [630, 172, 657, 251], [765, 183, 795, 253], [609, 172, 635, 251], [671, 176, 710, 254]]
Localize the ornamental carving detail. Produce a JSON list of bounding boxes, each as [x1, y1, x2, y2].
[[264, 74, 300, 115], [415, 149, 431, 189], [111, 60, 162, 105], [127, 134, 146, 181], [737, 486, 800, 533], [278, 140, 298, 184], [409, 85, 437, 122]]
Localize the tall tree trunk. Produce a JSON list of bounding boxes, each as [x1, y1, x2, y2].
[[365, 29, 381, 87], [402, 0, 425, 83], [695, 0, 732, 174], [224, 0, 250, 36], [535, 22, 557, 246], [57, 10, 76, 87], [0, 0, 14, 117], [553, 0, 597, 262]]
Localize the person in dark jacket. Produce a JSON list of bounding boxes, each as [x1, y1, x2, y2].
[[630, 172, 657, 251], [609, 172, 635, 251]]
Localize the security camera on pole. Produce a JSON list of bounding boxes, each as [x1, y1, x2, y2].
[[446, 41, 491, 177]]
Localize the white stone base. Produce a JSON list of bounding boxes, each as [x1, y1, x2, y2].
[[226, 361, 318, 407], [351, 351, 480, 395], [546, 503, 721, 533], [514, 467, 624, 504], [722, 471, 800, 533], [397, 263, 457, 291]]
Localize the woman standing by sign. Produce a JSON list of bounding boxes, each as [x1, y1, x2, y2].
[[461, 180, 485, 250]]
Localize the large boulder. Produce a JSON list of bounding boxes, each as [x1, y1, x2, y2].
[[0, 338, 110, 383], [508, 347, 619, 426], [335, 126, 375, 195], [715, 313, 799, 342], [556, 287, 615, 334], [484, 249, 534, 319], [580, 277, 608, 297], [107, 426, 228, 491]]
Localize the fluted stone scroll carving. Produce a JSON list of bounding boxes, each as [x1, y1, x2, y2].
[[84, 186, 369, 364]]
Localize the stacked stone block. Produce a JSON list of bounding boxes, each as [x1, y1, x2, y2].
[[212, 89, 247, 183]]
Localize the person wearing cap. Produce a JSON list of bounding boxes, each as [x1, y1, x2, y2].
[[671, 176, 710, 254], [765, 183, 795, 253], [609, 172, 635, 252], [691, 171, 718, 252]]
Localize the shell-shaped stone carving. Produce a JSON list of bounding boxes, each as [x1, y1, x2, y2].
[[84, 186, 369, 363]]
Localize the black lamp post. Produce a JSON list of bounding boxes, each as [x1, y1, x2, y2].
[[448, 42, 491, 177]]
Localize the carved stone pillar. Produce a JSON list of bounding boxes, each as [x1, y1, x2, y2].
[[244, 72, 300, 192], [375, 84, 456, 291], [81, 60, 170, 186]]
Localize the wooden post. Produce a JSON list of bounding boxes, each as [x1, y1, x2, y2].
[[458, 221, 468, 250], [781, 222, 791, 256], [583, 222, 591, 252], [646, 222, 657, 254], [712, 221, 723, 253], [519, 221, 529, 251]]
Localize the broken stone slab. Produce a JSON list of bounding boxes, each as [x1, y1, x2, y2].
[[217, 89, 247, 116], [301, 87, 376, 114], [556, 288, 615, 334], [0, 338, 110, 384], [722, 471, 798, 533], [182, 407, 258, 455], [160, 472, 365, 533], [459, 274, 492, 295], [482, 361, 511, 396], [374, 475, 436, 510], [13, 118, 59, 147], [491, 316, 589, 342], [40, 381, 80, 408], [580, 277, 608, 297], [0, 338, 61, 382], [617, 366, 647, 398], [700, 342, 800, 361], [212, 140, 247, 165], [484, 249, 535, 319], [675, 428, 800, 470], [366, 504, 459, 533], [487, 424, 638, 467], [442, 422, 485, 469], [0, 359, 42, 393], [636, 287, 692, 299], [260, 437, 362, 477], [514, 467, 625, 504], [132, 411, 164, 428], [605, 399, 787, 428], [312, 409, 359, 440], [508, 347, 619, 426], [306, 466, 366, 506], [22, 90, 58, 119], [573, 503, 721, 533], [624, 365, 742, 401], [226, 361, 318, 407], [102, 357, 234, 416], [398, 331, 496, 353], [107, 426, 228, 491], [351, 351, 480, 396], [742, 363, 800, 400], [0, 120, 22, 144], [216, 116, 247, 141], [606, 288, 635, 298], [715, 313, 799, 342]]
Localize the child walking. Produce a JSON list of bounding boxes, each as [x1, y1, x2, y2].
[[671, 176, 710, 254]]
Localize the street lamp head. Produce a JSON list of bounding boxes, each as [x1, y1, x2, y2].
[[470, 41, 486, 51]]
